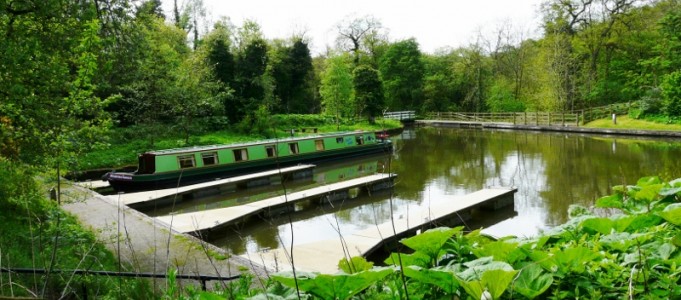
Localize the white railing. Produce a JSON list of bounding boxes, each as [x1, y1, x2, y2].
[[383, 111, 416, 121]]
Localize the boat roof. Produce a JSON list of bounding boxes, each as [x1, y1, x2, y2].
[[147, 131, 375, 156]]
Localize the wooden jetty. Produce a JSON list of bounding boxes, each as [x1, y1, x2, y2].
[[106, 164, 315, 206], [155, 173, 397, 233], [247, 187, 517, 274]]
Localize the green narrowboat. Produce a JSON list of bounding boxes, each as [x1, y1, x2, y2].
[[102, 131, 392, 192]]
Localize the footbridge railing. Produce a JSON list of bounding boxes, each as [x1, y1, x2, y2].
[[383, 111, 416, 121], [424, 112, 581, 126]]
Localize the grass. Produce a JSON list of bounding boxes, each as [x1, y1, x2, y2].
[[584, 115, 681, 131]]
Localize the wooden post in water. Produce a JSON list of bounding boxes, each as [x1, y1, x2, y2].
[[548, 112, 551, 126], [524, 112, 527, 125], [513, 112, 516, 124]]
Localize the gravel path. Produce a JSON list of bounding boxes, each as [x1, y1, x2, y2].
[[60, 183, 269, 290]]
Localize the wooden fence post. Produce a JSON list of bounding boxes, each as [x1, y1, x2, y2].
[[535, 112, 539, 126]]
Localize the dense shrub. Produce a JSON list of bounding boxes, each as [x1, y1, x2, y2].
[[661, 71, 681, 117]]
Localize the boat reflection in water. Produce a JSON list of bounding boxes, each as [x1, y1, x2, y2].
[[205, 154, 396, 255]]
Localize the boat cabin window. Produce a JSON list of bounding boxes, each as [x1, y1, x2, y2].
[[178, 155, 195, 169], [265, 145, 277, 158], [289, 143, 299, 154], [233, 148, 248, 162], [201, 152, 218, 166], [336, 137, 343, 144], [315, 140, 325, 151], [355, 135, 364, 145]]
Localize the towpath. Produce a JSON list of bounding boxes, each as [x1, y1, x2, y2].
[[60, 183, 268, 289]]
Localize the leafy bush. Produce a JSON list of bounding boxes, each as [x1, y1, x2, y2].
[[639, 88, 663, 116], [661, 71, 681, 117], [486, 81, 526, 112]]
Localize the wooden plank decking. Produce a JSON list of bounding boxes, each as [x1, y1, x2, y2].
[[106, 164, 316, 206], [155, 173, 397, 233], [247, 187, 517, 274]]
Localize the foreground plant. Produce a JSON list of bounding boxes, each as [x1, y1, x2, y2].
[[244, 176, 681, 299]]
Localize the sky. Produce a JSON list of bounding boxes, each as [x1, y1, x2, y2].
[[164, 0, 545, 54]]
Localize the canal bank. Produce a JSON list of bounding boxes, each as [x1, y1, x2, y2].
[[417, 120, 681, 138], [60, 183, 269, 288]]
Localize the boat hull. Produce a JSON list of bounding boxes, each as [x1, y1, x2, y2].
[[104, 141, 392, 192]]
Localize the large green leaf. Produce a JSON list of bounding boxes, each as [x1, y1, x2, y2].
[[403, 266, 459, 293], [384, 251, 431, 267], [272, 268, 393, 300], [552, 247, 601, 274], [457, 257, 514, 281], [338, 256, 373, 274], [513, 264, 553, 299], [612, 214, 662, 232], [483, 269, 518, 299], [657, 203, 681, 226], [660, 186, 681, 196], [580, 217, 614, 235], [634, 184, 664, 203], [471, 240, 525, 264], [525, 249, 558, 273], [400, 227, 462, 262], [672, 232, 681, 247], [595, 194, 624, 209], [457, 269, 518, 300], [599, 232, 650, 252], [198, 292, 231, 300], [637, 176, 662, 187]]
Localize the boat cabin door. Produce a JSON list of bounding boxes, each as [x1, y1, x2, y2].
[[137, 153, 156, 174]]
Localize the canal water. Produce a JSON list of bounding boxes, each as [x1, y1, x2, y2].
[[148, 127, 681, 256]]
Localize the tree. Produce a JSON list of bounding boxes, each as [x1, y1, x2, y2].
[[352, 65, 384, 122], [110, 17, 189, 145], [169, 52, 224, 143], [200, 18, 236, 119], [0, 1, 112, 166], [270, 38, 316, 114], [320, 54, 354, 127], [233, 37, 270, 123], [422, 50, 463, 112], [136, 0, 164, 19], [379, 39, 425, 111], [336, 15, 383, 65]]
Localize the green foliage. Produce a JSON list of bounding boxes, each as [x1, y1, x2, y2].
[[661, 71, 681, 117], [270, 39, 317, 114], [245, 176, 681, 299], [0, 159, 146, 298], [514, 264, 553, 299], [379, 38, 425, 111], [338, 256, 374, 274], [272, 269, 393, 300], [320, 53, 354, 125], [352, 65, 385, 122], [486, 79, 526, 112]]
